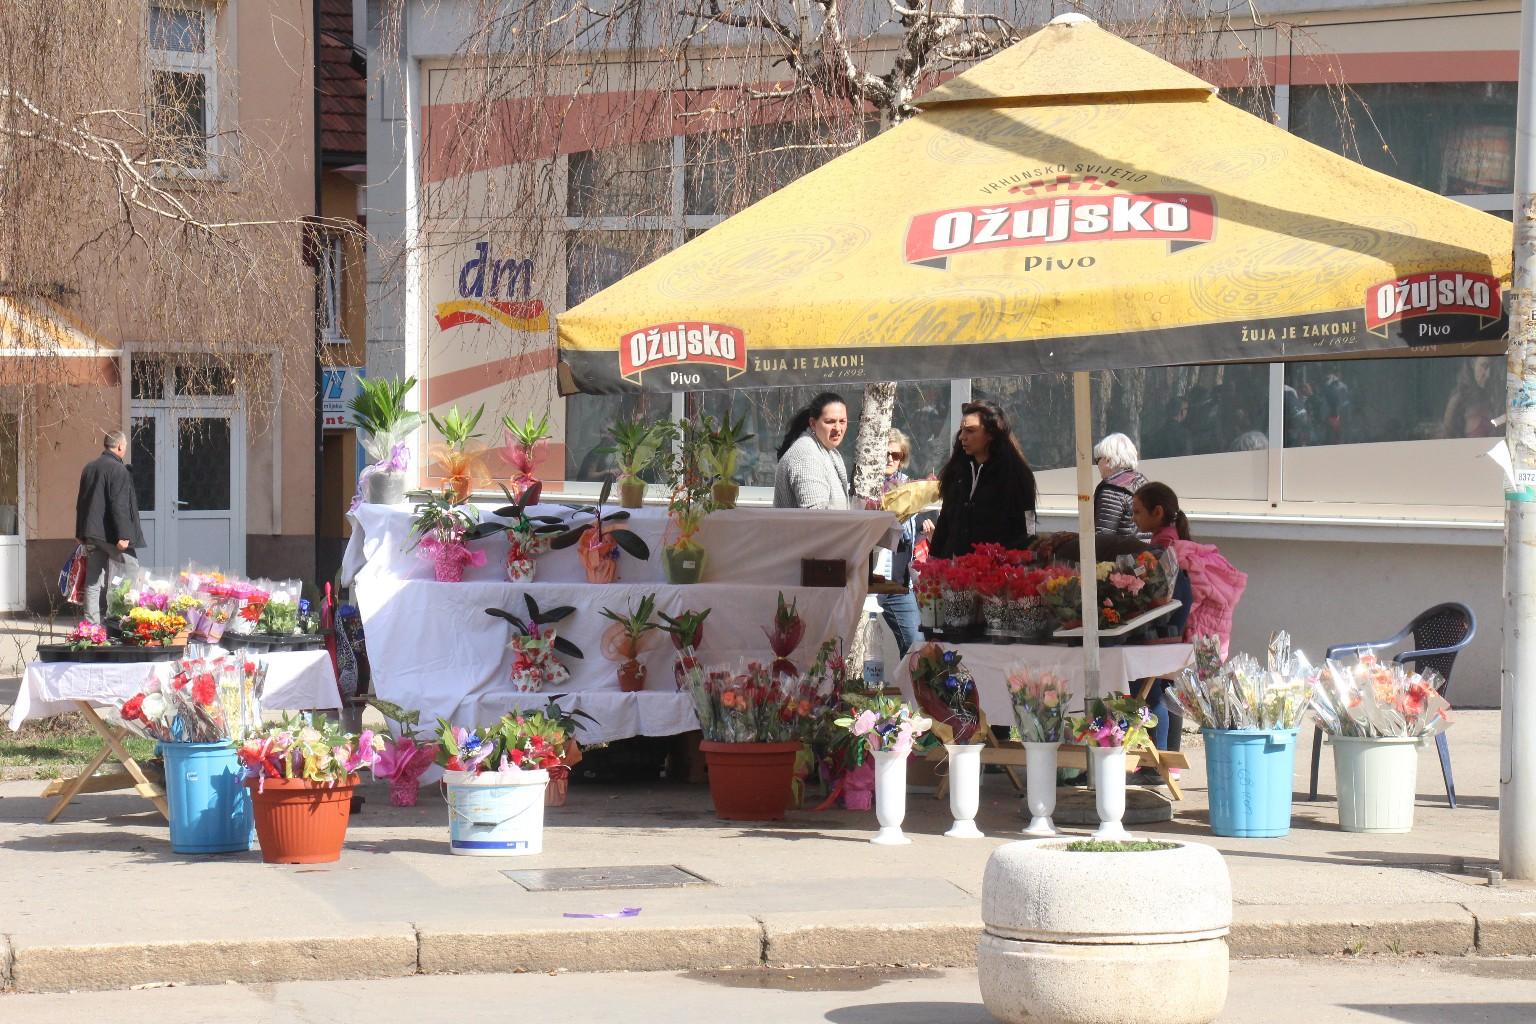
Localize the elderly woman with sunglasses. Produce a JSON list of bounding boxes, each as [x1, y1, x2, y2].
[[873, 429, 926, 656], [1093, 432, 1147, 538]]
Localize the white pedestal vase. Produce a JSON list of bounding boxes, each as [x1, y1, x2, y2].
[[1023, 742, 1060, 837], [1089, 746, 1132, 841], [943, 743, 984, 838], [872, 749, 912, 845]]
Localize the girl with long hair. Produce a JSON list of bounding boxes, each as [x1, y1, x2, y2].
[[928, 400, 1037, 558], [772, 392, 850, 509]]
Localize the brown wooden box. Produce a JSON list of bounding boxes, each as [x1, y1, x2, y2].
[[800, 558, 847, 588]]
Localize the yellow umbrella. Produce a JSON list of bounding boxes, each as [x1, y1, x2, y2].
[[558, 17, 1509, 394]]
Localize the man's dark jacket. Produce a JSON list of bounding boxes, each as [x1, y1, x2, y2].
[[75, 451, 145, 550]]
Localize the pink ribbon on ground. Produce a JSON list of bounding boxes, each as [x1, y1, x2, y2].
[[563, 907, 642, 919]]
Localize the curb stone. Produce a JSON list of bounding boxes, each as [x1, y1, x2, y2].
[[1229, 904, 1475, 958], [761, 908, 983, 969], [417, 916, 763, 976], [2, 933, 14, 992], [1465, 903, 1536, 955]]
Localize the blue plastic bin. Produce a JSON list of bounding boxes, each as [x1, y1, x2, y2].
[[163, 741, 254, 854], [1202, 727, 1298, 838]]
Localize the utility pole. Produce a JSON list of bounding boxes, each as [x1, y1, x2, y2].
[[1501, 0, 1536, 880]]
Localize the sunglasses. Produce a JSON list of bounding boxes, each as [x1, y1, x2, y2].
[[886, 451, 904, 460]]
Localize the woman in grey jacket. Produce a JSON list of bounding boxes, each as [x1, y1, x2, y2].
[[773, 392, 850, 509]]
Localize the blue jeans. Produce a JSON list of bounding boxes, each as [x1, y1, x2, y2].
[[1145, 680, 1183, 752], [878, 591, 920, 657]]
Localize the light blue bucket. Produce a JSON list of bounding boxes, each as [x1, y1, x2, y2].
[[1202, 727, 1298, 838], [444, 769, 548, 856], [163, 741, 254, 854]]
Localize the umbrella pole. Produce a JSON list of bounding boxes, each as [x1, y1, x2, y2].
[[1502, 0, 1536, 880], [1072, 372, 1102, 728]]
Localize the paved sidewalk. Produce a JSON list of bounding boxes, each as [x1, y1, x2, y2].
[[0, 711, 1532, 993]]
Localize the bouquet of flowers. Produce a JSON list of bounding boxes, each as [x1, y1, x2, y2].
[[1065, 695, 1156, 749], [1309, 652, 1452, 739], [257, 582, 302, 636], [226, 581, 271, 636], [238, 713, 382, 789], [906, 643, 981, 743], [834, 695, 932, 757], [119, 655, 264, 743], [368, 699, 442, 806], [681, 655, 821, 743], [1165, 631, 1316, 731], [124, 606, 187, 646], [1101, 549, 1178, 624], [1006, 664, 1069, 743], [764, 591, 806, 676], [488, 702, 594, 776], [64, 620, 108, 651]]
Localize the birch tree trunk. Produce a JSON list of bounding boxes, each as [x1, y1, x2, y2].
[[846, 379, 896, 673]]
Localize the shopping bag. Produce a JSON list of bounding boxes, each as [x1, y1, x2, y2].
[[58, 545, 87, 605]]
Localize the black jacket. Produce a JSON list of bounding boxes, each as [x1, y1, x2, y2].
[[929, 458, 1034, 559], [75, 451, 145, 550], [1093, 470, 1146, 537]]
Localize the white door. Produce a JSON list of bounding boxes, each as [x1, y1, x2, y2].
[[130, 408, 244, 573]]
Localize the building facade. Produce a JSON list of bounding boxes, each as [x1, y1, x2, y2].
[[366, 1, 1522, 705]]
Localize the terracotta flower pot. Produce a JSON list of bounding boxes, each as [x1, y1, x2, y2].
[[699, 740, 801, 821], [618, 658, 647, 693], [619, 480, 646, 509], [711, 481, 739, 509], [246, 775, 357, 864], [545, 766, 570, 807]]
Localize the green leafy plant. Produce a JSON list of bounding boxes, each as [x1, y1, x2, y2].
[[665, 418, 716, 539], [606, 416, 674, 485], [429, 404, 485, 450], [503, 411, 552, 448], [1063, 840, 1178, 853], [407, 489, 479, 548], [600, 593, 659, 646], [702, 410, 755, 483], [349, 375, 424, 438], [549, 476, 651, 559], [658, 607, 710, 650], [484, 593, 583, 659]]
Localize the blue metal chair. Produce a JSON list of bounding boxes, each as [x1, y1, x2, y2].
[[1306, 602, 1475, 808]]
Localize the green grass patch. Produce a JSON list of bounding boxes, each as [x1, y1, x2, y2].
[[1064, 839, 1178, 853], [0, 713, 156, 777]]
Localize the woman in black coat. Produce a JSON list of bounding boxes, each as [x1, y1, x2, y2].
[[928, 400, 1037, 559]]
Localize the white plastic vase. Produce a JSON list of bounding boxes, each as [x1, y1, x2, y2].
[[1089, 746, 1132, 841], [1023, 741, 1060, 837], [943, 743, 984, 838], [872, 749, 912, 845], [1331, 735, 1422, 834]]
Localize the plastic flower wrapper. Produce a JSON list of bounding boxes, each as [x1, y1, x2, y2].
[[239, 713, 382, 789], [907, 643, 980, 744], [1314, 654, 1452, 739], [1065, 694, 1156, 749], [1006, 663, 1070, 743], [125, 606, 187, 646], [682, 655, 819, 744], [258, 581, 303, 636], [430, 442, 489, 505], [834, 694, 932, 758], [763, 591, 806, 676]]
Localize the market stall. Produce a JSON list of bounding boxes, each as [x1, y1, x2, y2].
[[343, 502, 897, 741]]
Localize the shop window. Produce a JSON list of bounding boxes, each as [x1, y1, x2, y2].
[[1221, 84, 1276, 123], [131, 417, 157, 513], [0, 412, 17, 536], [1289, 83, 1516, 196], [148, 3, 217, 171], [1283, 355, 1503, 447], [131, 358, 166, 400], [683, 119, 866, 216], [174, 362, 235, 396], [690, 388, 866, 489], [566, 142, 672, 219], [318, 231, 348, 343]]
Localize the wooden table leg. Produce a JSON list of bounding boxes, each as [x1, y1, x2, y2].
[[44, 743, 115, 823], [74, 702, 169, 820]]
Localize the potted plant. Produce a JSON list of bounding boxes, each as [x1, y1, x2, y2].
[[835, 695, 932, 844], [606, 416, 673, 509], [503, 411, 551, 500], [490, 699, 597, 807], [429, 403, 486, 503], [368, 699, 442, 807], [659, 607, 711, 688], [763, 591, 805, 676], [1006, 664, 1070, 836], [702, 410, 754, 510], [349, 375, 424, 506], [464, 482, 565, 582], [485, 594, 583, 693], [681, 658, 820, 821], [236, 714, 382, 864], [408, 489, 486, 582], [662, 418, 714, 583], [124, 607, 188, 648], [600, 592, 659, 692], [433, 720, 552, 856], [1065, 694, 1156, 841], [549, 476, 650, 583]]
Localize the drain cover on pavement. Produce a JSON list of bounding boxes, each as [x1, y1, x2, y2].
[[502, 865, 710, 892]]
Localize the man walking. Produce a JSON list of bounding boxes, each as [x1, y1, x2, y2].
[[75, 431, 144, 625]]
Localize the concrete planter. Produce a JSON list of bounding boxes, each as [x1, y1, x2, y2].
[[978, 838, 1231, 1024]]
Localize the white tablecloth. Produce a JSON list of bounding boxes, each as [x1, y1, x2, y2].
[[342, 502, 898, 587], [7, 649, 341, 729], [892, 641, 1195, 730], [354, 579, 860, 743]]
